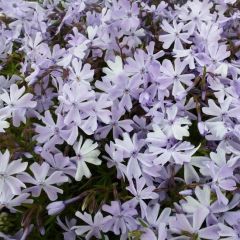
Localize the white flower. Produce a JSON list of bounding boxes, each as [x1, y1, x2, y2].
[[103, 56, 125, 79], [147, 124, 168, 147], [0, 117, 9, 132], [0, 84, 36, 127], [71, 136, 101, 181], [161, 105, 191, 140], [150, 141, 199, 166], [0, 149, 27, 195], [0, 191, 33, 212], [69, 58, 94, 84]]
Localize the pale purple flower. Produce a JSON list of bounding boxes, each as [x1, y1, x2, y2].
[[125, 50, 149, 78], [147, 124, 169, 148], [33, 80, 55, 113], [0, 0, 240, 238], [69, 58, 94, 84], [196, 22, 221, 47], [160, 59, 195, 98], [122, 27, 145, 49], [81, 94, 112, 134], [115, 133, 146, 178], [149, 140, 198, 166], [126, 177, 158, 217], [41, 151, 76, 178], [169, 208, 220, 239], [73, 211, 111, 240], [160, 20, 191, 50], [207, 44, 230, 76], [103, 142, 127, 179], [95, 103, 133, 139], [174, 47, 197, 69], [58, 81, 95, 127], [178, 0, 213, 32], [111, 0, 140, 31], [146, 41, 165, 61], [109, 75, 142, 111], [144, 204, 171, 240], [102, 201, 138, 235], [57, 28, 88, 67], [35, 111, 67, 147], [202, 97, 240, 121], [181, 185, 229, 224], [19, 162, 68, 201], [57, 217, 77, 240], [207, 164, 236, 205], [0, 75, 20, 93]]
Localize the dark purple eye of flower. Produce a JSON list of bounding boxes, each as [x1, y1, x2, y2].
[[131, 151, 138, 158], [39, 181, 46, 187], [140, 68, 145, 74], [124, 89, 130, 94], [54, 127, 59, 134], [0, 172, 6, 177], [127, 12, 132, 17], [173, 75, 179, 80], [212, 59, 217, 64], [111, 121, 117, 127]]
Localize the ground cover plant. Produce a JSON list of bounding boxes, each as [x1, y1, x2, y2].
[[0, 0, 240, 239]]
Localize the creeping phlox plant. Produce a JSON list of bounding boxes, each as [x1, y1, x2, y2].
[[0, 0, 240, 239]]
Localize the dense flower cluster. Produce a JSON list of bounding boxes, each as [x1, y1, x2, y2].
[[0, 0, 240, 239]]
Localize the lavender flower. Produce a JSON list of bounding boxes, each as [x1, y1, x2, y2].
[[169, 208, 220, 239], [19, 162, 68, 201], [102, 201, 138, 235], [73, 211, 111, 240], [126, 177, 158, 217], [160, 20, 191, 50]]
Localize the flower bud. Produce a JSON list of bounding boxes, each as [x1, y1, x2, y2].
[[46, 201, 66, 215]]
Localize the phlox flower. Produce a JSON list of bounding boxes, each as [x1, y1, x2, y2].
[[73, 211, 111, 240], [0, 84, 36, 127], [169, 208, 220, 239], [126, 177, 158, 217], [0, 191, 33, 212], [0, 149, 27, 195], [102, 200, 138, 235], [19, 162, 68, 201], [159, 20, 191, 50], [71, 136, 101, 181]]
